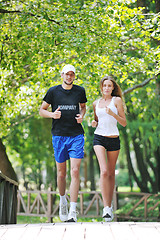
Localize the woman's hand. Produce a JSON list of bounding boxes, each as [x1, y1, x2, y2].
[[92, 120, 98, 128], [106, 107, 114, 116]]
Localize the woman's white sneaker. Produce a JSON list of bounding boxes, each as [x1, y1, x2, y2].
[[102, 206, 114, 222], [67, 210, 78, 222]]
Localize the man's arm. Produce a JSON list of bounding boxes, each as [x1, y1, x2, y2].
[[39, 101, 61, 119], [79, 103, 86, 118], [75, 103, 86, 123]]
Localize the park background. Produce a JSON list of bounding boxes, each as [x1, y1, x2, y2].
[[0, 0, 160, 223]]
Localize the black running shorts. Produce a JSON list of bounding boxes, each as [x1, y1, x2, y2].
[[93, 134, 120, 151]]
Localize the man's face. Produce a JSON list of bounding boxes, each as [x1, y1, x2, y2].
[[62, 71, 75, 85]]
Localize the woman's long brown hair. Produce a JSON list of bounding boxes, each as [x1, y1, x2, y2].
[[100, 76, 127, 111]]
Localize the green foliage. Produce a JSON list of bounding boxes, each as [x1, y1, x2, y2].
[[0, 0, 159, 192], [116, 169, 130, 187], [5, 117, 56, 189], [116, 194, 160, 221], [1, 0, 159, 137]]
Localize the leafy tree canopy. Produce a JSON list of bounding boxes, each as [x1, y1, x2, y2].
[[0, 0, 159, 137]]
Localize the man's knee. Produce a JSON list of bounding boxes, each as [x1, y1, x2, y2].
[[57, 169, 66, 181], [71, 166, 80, 178]]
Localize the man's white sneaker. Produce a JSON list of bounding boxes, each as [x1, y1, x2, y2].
[[68, 210, 78, 222], [102, 206, 114, 222], [59, 203, 68, 222]]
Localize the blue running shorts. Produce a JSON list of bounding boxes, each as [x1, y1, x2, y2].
[[52, 134, 85, 163]]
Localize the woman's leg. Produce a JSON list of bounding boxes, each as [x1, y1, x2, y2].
[[105, 150, 119, 207], [94, 145, 119, 207]]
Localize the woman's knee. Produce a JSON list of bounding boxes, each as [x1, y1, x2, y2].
[[100, 169, 115, 178], [100, 169, 108, 178]]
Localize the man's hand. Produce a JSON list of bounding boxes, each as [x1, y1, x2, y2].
[[75, 114, 83, 123], [53, 107, 61, 119]]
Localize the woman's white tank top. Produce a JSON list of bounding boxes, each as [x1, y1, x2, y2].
[[94, 97, 119, 136]]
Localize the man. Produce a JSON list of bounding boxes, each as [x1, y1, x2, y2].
[[39, 64, 87, 222]]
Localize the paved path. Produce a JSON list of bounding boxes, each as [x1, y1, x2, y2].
[[0, 222, 160, 240]]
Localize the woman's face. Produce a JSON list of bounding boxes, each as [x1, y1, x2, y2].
[[102, 80, 114, 96]]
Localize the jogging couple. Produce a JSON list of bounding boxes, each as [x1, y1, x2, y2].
[[39, 64, 127, 222]]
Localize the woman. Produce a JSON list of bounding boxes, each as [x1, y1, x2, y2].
[[92, 76, 127, 222]]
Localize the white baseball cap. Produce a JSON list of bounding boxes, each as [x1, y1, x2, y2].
[[61, 64, 75, 74]]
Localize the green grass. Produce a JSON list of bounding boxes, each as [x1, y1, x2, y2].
[[118, 186, 140, 192], [17, 216, 49, 224], [17, 216, 103, 224], [115, 194, 160, 221]]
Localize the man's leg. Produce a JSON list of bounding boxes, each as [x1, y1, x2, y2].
[[56, 161, 68, 222], [69, 158, 81, 202], [56, 161, 66, 196], [68, 158, 81, 222]]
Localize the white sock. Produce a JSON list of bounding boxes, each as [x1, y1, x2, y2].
[[70, 202, 77, 212], [60, 195, 67, 205]]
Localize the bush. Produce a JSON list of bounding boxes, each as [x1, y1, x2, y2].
[[115, 169, 130, 187]]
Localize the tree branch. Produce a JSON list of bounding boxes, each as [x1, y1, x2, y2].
[[0, 41, 4, 65], [123, 77, 154, 95], [0, 8, 61, 25], [0, 9, 21, 14], [10, 113, 36, 128]]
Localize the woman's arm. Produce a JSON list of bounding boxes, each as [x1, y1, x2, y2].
[[106, 97, 127, 127], [92, 100, 98, 127]]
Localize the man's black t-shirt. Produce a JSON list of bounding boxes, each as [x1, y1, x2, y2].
[[43, 84, 87, 136]]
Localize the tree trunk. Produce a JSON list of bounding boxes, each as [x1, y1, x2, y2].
[[122, 128, 144, 191], [155, 0, 160, 13], [154, 147, 160, 192], [37, 157, 42, 190], [144, 140, 157, 193], [136, 0, 147, 13], [121, 129, 133, 190], [86, 126, 96, 191], [0, 138, 18, 181], [132, 132, 150, 192], [137, 0, 147, 7], [89, 148, 96, 191], [137, 0, 160, 13], [84, 157, 88, 188]]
